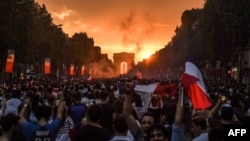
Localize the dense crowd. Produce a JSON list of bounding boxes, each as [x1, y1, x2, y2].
[[0, 77, 249, 141]]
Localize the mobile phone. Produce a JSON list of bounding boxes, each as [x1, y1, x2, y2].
[[221, 95, 226, 102]]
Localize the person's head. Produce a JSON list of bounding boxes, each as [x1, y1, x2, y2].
[[99, 90, 108, 101], [220, 104, 233, 121], [134, 94, 143, 107], [208, 127, 224, 141], [113, 99, 123, 114], [208, 116, 221, 128], [34, 105, 52, 121], [113, 114, 128, 134], [30, 93, 40, 111], [151, 95, 158, 106], [74, 91, 82, 102], [86, 104, 103, 123], [165, 95, 170, 101], [147, 124, 171, 141], [11, 89, 21, 98], [140, 112, 157, 137], [0, 113, 20, 134], [191, 116, 207, 137]]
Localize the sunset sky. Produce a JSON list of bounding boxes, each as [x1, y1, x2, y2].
[[36, 0, 205, 63]]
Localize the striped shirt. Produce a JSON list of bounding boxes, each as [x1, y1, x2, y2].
[[49, 117, 74, 140]]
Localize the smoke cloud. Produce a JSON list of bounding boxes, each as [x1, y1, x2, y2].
[[88, 58, 114, 77], [120, 9, 156, 52]]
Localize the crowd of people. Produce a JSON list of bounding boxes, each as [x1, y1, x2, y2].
[[0, 76, 249, 141]]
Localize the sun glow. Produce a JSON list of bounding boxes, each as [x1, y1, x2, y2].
[[142, 51, 152, 59]]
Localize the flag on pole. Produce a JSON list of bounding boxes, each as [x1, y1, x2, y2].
[[70, 64, 74, 76], [181, 55, 212, 109], [44, 58, 51, 74], [5, 50, 15, 73]]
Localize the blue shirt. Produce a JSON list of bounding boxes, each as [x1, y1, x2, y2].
[[21, 118, 61, 141], [68, 103, 87, 128], [171, 125, 184, 141]]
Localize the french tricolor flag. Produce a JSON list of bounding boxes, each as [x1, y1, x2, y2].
[[181, 55, 212, 109], [87, 74, 93, 81], [134, 82, 178, 111]]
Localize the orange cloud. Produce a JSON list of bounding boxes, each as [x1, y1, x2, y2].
[[51, 8, 73, 20]]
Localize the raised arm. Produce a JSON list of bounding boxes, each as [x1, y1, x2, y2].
[[122, 83, 140, 136], [19, 98, 31, 125], [173, 87, 185, 127], [171, 86, 185, 141], [207, 96, 222, 118], [56, 100, 66, 120]]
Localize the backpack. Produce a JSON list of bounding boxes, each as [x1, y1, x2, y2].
[[32, 125, 53, 141]]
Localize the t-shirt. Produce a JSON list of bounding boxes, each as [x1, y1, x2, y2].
[[4, 98, 21, 116], [98, 102, 114, 138], [21, 118, 61, 141], [48, 117, 74, 140], [32, 126, 52, 141], [68, 103, 87, 128]]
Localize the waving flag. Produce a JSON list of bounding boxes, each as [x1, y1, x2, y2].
[[181, 55, 212, 109], [134, 82, 178, 111], [87, 74, 93, 81]]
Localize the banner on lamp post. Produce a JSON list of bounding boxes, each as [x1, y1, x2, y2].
[[5, 50, 15, 73], [70, 64, 74, 76], [81, 65, 85, 76], [44, 58, 51, 74]]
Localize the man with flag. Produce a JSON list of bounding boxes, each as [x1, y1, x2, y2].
[[181, 55, 212, 110]]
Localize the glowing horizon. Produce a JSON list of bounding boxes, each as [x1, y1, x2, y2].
[[37, 0, 204, 63]]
